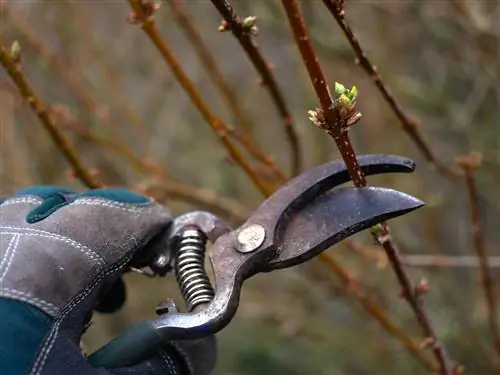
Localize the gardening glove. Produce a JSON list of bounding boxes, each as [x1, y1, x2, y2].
[[0, 186, 217, 375]]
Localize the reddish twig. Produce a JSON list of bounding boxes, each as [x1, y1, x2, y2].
[[210, 0, 302, 176], [168, 0, 287, 183], [279, 1, 455, 373], [0, 43, 101, 189], [374, 224, 454, 374], [280, 0, 365, 186], [319, 253, 436, 372], [321, 0, 460, 180], [168, 0, 252, 134], [347, 240, 500, 268], [6, 8, 129, 148], [456, 153, 500, 356], [126, 0, 272, 196]]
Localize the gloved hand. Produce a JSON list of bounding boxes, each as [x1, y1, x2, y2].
[[0, 186, 217, 375]]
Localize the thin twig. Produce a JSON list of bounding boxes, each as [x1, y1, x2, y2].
[[457, 153, 500, 356], [319, 253, 436, 372], [348, 240, 500, 268], [0, 43, 100, 189], [76, 2, 149, 152], [6, 8, 128, 147], [168, 0, 252, 134], [126, 0, 272, 196], [280, 0, 366, 187], [321, 0, 460, 180], [279, 1, 455, 373], [210, 0, 302, 176], [375, 224, 454, 375], [168, 0, 287, 183]]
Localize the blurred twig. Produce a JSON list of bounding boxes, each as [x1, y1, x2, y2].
[[322, 0, 461, 181], [348, 241, 500, 269], [0, 43, 100, 189], [456, 153, 500, 356], [167, 0, 287, 183], [319, 253, 436, 372], [210, 0, 302, 176], [280, 1, 455, 373], [75, 2, 149, 151], [168, 0, 252, 135], [6, 8, 128, 147], [126, 0, 273, 196]]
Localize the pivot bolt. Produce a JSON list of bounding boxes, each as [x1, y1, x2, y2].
[[235, 224, 266, 253]]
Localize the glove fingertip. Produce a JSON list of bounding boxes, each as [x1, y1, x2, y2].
[[95, 277, 127, 314]]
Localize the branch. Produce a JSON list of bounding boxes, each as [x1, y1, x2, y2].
[[347, 240, 500, 268], [456, 152, 500, 356], [168, 0, 252, 135], [0, 42, 100, 189], [210, 0, 302, 176], [319, 254, 436, 372], [6, 8, 129, 148], [126, 0, 272, 196], [321, 0, 460, 180], [280, 0, 366, 187], [279, 1, 455, 373], [168, 0, 287, 183]]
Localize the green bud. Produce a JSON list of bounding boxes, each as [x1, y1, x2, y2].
[[347, 85, 358, 101], [336, 93, 350, 105], [242, 16, 257, 28], [10, 41, 21, 60], [334, 81, 346, 97]]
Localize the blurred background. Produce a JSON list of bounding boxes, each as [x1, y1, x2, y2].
[[1, 1, 499, 374]]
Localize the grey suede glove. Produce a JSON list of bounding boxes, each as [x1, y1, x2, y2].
[[0, 186, 216, 375]]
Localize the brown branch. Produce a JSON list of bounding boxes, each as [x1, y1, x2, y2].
[[456, 153, 500, 356], [321, 0, 460, 180], [347, 240, 500, 268], [319, 253, 436, 372], [374, 224, 454, 375], [126, 0, 272, 196], [210, 0, 302, 176], [0, 43, 100, 189], [7, 8, 130, 148], [280, 0, 366, 187], [279, 1, 455, 373], [168, 0, 252, 134], [168, 0, 287, 183], [76, 3, 149, 152]]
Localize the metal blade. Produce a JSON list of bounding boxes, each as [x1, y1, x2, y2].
[[242, 154, 416, 255], [264, 186, 424, 271]]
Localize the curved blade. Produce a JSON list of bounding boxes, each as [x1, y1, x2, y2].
[[243, 154, 416, 253], [264, 186, 424, 271]]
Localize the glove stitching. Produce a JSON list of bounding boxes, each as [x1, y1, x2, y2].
[[0, 197, 43, 206], [0, 233, 19, 272], [0, 227, 105, 265], [70, 198, 153, 212], [167, 343, 194, 375], [0, 288, 58, 315], [0, 233, 20, 282], [159, 351, 180, 375], [30, 255, 133, 375]]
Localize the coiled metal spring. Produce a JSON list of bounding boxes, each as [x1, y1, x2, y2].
[[174, 227, 214, 311]]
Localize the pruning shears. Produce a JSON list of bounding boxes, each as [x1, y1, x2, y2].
[[89, 154, 424, 368]]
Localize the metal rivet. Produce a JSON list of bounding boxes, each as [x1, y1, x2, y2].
[[235, 224, 266, 253]]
